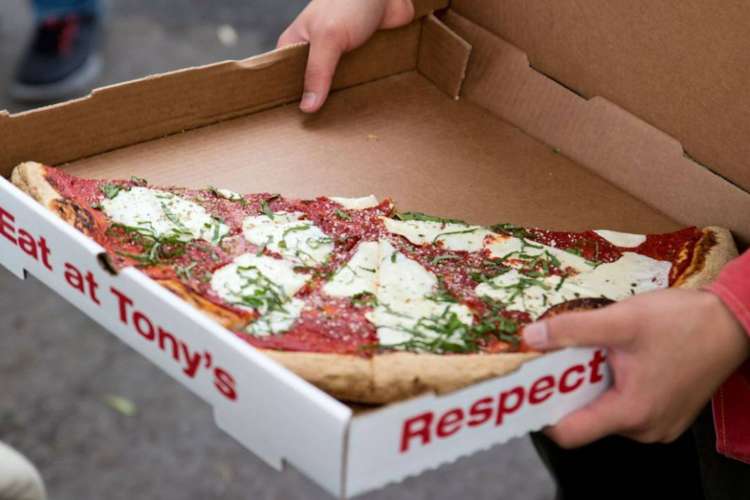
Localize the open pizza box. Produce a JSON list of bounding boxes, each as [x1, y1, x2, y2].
[[2, 0, 749, 497]]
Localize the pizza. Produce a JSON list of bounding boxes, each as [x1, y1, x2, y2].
[[11, 162, 738, 403]]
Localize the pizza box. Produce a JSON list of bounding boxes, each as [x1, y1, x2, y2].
[[1, 0, 749, 497]]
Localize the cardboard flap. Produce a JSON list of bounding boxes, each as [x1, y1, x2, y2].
[[413, 0, 450, 17], [444, 10, 750, 245], [0, 23, 421, 176], [417, 14, 471, 98], [451, 0, 750, 194]]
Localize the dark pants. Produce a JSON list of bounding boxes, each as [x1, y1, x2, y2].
[[531, 406, 750, 500]]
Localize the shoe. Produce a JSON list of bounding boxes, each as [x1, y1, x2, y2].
[[10, 13, 102, 103]]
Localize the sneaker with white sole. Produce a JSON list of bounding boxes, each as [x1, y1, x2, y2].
[[10, 13, 102, 103]]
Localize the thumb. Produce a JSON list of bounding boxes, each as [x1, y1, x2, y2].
[[522, 306, 632, 351]]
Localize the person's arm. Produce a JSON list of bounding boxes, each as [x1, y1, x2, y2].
[[277, 0, 414, 113], [704, 250, 750, 462], [707, 250, 750, 334], [522, 259, 750, 448]]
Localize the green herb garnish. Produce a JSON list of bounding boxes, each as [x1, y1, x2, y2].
[[101, 183, 123, 199], [394, 212, 466, 225], [430, 254, 461, 266], [175, 262, 197, 281], [351, 292, 377, 308], [260, 198, 274, 219], [335, 209, 352, 221], [432, 227, 478, 244]]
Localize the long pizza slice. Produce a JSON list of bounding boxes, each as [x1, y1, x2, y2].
[[11, 162, 738, 403]]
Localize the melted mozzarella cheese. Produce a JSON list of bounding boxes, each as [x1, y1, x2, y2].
[[475, 252, 671, 319], [375, 240, 436, 302], [475, 270, 569, 319], [564, 252, 671, 301], [210, 253, 308, 310], [485, 233, 593, 274], [329, 195, 379, 210], [323, 241, 379, 297], [247, 298, 305, 337], [593, 230, 647, 248], [382, 218, 492, 252], [215, 188, 242, 201], [101, 187, 228, 243], [367, 240, 473, 348], [242, 212, 333, 266], [211, 253, 310, 338]]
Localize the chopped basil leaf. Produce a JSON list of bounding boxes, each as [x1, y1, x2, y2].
[[335, 209, 352, 221], [260, 198, 275, 219], [101, 183, 123, 199], [432, 227, 478, 244], [429, 254, 461, 266], [351, 292, 377, 308], [394, 211, 466, 224]]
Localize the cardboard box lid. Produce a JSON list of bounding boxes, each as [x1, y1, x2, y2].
[[452, 0, 750, 194]]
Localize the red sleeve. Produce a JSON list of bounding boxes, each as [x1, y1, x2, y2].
[[707, 249, 750, 336], [705, 249, 750, 464]]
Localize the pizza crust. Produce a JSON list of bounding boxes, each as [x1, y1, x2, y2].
[[10, 162, 741, 404], [157, 279, 251, 331], [262, 350, 376, 402], [673, 226, 738, 289], [11, 161, 62, 209]]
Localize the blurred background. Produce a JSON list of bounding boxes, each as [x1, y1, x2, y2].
[[0, 1, 554, 498]]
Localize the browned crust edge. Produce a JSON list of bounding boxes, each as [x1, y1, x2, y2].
[[674, 226, 738, 289], [11, 163, 739, 404], [157, 279, 250, 331], [11, 161, 62, 209]]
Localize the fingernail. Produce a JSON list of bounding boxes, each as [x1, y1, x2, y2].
[[300, 92, 318, 112], [523, 321, 549, 349]]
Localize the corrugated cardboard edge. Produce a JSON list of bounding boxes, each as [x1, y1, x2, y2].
[[443, 10, 750, 246], [417, 14, 471, 99], [413, 0, 449, 18], [0, 21, 424, 176]]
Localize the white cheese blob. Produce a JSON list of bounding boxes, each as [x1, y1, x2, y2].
[[242, 212, 333, 266], [210, 253, 308, 310], [100, 187, 228, 243], [247, 298, 305, 337], [383, 218, 492, 252], [563, 252, 671, 301], [475, 270, 570, 320], [475, 252, 671, 319], [210, 253, 310, 338], [322, 241, 379, 297], [329, 195, 379, 210], [367, 240, 474, 349], [485, 233, 593, 274], [375, 240, 436, 302], [593, 230, 647, 248], [215, 188, 243, 201]]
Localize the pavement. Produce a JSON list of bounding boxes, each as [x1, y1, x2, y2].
[[0, 1, 555, 498]]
